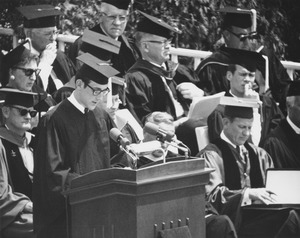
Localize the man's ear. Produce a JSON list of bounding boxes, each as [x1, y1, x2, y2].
[[226, 71, 233, 82], [222, 30, 231, 43], [2, 106, 10, 119], [75, 78, 84, 89], [222, 117, 229, 127]]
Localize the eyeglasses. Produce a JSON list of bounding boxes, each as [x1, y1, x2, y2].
[[226, 29, 259, 41], [101, 12, 128, 23], [142, 39, 173, 46], [13, 67, 41, 77], [9, 106, 37, 117], [40, 30, 59, 38], [86, 84, 110, 96]]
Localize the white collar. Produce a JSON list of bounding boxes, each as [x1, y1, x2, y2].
[[220, 131, 238, 148], [287, 116, 300, 134], [67, 92, 85, 114]]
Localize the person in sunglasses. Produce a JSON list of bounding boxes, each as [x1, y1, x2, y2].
[[0, 88, 38, 201], [0, 40, 57, 116], [196, 6, 291, 114]]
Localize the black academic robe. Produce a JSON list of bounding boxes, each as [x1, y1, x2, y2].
[[125, 58, 191, 122], [207, 92, 284, 144], [196, 45, 291, 113], [262, 119, 300, 168], [35, 50, 76, 95], [0, 139, 32, 232], [68, 25, 138, 77], [33, 99, 116, 238], [0, 127, 35, 200]]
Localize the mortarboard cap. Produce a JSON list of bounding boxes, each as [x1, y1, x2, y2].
[[101, 0, 132, 10], [0, 87, 37, 108], [17, 5, 62, 28], [111, 76, 126, 95], [81, 29, 120, 61], [219, 7, 252, 29], [3, 40, 33, 68], [76, 53, 120, 85], [287, 80, 300, 97], [220, 96, 261, 119], [137, 11, 179, 39], [222, 47, 264, 72]]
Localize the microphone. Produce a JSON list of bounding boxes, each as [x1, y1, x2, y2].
[[109, 128, 139, 168], [144, 122, 190, 157], [109, 128, 131, 148], [144, 122, 174, 143]]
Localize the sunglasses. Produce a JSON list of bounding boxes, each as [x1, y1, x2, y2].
[[14, 67, 41, 77], [10, 106, 38, 117], [226, 29, 259, 41]]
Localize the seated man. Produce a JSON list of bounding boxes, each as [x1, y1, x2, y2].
[[139, 111, 237, 238], [207, 48, 284, 145], [198, 97, 300, 237], [126, 11, 206, 156], [0, 88, 37, 200], [262, 80, 300, 168], [17, 4, 76, 95], [0, 134, 33, 238]]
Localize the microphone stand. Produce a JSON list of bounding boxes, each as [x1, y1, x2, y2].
[[119, 145, 139, 169], [164, 141, 190, 159]]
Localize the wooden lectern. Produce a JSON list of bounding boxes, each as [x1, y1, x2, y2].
[[67, 157, 212, 238]]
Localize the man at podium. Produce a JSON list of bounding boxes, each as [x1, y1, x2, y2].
[[33, 53, 122, 238]]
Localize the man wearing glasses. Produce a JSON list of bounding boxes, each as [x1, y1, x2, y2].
[[68, 0, 138, 77], [196, 7, 291, 114], [126, 12, 205, 156], [17, 5, 76, 95], [33, 53, 121, 238]]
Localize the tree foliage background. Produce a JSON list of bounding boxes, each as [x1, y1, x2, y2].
[[1, 0, 300, 63]]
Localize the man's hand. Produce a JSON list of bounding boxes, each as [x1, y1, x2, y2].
[[248, 188, 278, 205], [176, 82, 204, 99], [244, 83, 260, 99], [39, 42, 57, 66], [23, 201, 33, 213]]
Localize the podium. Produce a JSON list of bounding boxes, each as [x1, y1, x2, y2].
[[67, 157, 212, 238]]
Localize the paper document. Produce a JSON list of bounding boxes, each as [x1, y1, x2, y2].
[[188, 91, 225, 120]]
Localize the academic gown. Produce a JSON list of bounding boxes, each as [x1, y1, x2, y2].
[[68, 25, 138, 76], [196, 45, 291, 113], [0, 139, 32, 234], [207, 92, 284, 143], [262, 119, 300, 168], [198, 139, 300, 237], [33, 99, 116, 238], [125, 58, 190, 122], [0, 127, 35, 200], [35, 50, 77, 95]]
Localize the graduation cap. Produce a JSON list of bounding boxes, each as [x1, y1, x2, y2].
[[80, 29, 121, 61], [101, 0, 132, 10], [287, 80, 300, 97], [3, 40, 33, 69], [137, 11, 179, 39], [17, 5, 63, 28], [219, 7, 253, 29], [76, 53, 120, 85], [0, 87, 37, 108], [111, 76, 126, 95], [220, 96, 261, 119], [222, 47, 264, 72]]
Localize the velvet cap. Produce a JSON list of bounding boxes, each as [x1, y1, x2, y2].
[[221, 96, 261, 119], [101, 0, 132, 10], [17, 5, 62, 28], [76, 53, 119, 85], [223, 47, 264, 72], [3, 40, 32, 69], [287, 80, 300, 97], [219, 7, 252, 29], [0, 87, 37, 107], [137, 11, 179, 39]]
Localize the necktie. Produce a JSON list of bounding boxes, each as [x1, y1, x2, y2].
[[84, 108, 89, 114]]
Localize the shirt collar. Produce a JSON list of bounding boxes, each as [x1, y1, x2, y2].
[[68, 92, 85, 114], [287, 116, 300, 134], [220, 131, 238, 148]]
